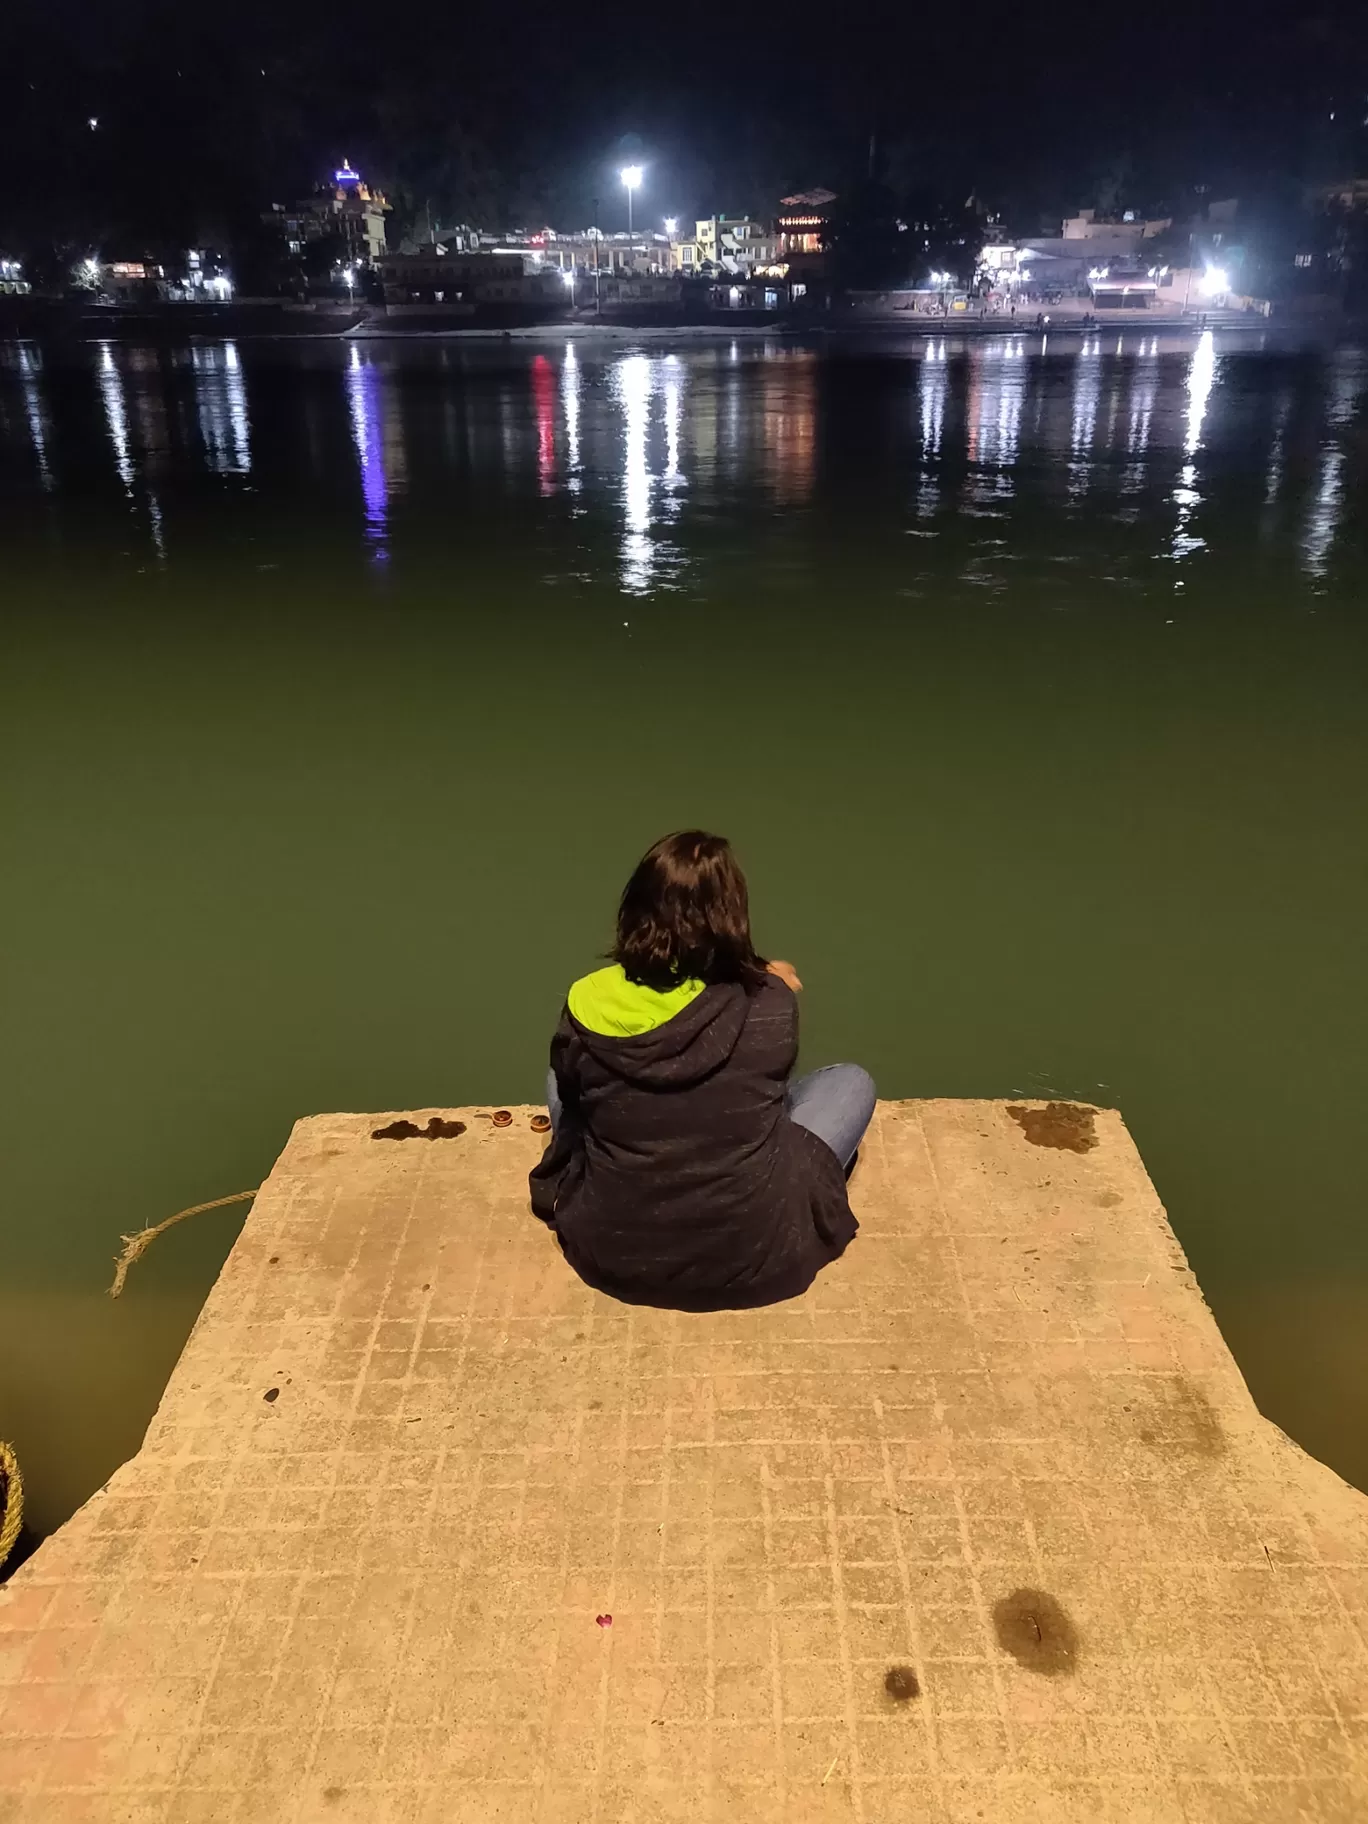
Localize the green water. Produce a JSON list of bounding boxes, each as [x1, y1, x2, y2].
[[2, 329, 1365, 1536]]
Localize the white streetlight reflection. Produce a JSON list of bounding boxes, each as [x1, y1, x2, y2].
[[19, 344, 53, 490], [1170, 330, 1217, 562], [616, 353, 653, 594], [1303, 350, 1361, 579], [561, 343, 582, 498], [97, 342, 134, 498]]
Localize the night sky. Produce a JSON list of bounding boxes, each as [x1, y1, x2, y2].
[[4, 0, 1367, 249]]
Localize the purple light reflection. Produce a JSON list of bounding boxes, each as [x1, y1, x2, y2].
[[346, 345, 389, 564]]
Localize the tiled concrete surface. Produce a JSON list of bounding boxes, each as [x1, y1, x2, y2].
[[3, 1099, 1368, 1823]]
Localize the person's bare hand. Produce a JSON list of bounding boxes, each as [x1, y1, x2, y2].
[[766, 959, 803, 993]]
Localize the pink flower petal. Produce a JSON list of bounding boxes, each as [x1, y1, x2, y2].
[[595, 1613, 613, 1627]]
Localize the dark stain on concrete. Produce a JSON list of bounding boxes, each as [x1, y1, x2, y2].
[[1006, 1103, 1098, 1153], [992, 1588, 1079, 1675], [372, 1118, 467, 1141], [321, 1788, 345, 1804], [1133, 1379, 1227, 1459], [884, 1665, 920, 1702]]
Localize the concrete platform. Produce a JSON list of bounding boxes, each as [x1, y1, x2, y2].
[[3, 1099, 1367, 1823]]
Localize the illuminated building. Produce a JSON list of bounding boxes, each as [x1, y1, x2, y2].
[[777, 189, 837, 257], [376, 251, 570, 312], [262, 162, 390, 269], [684, 216, 782, 277], [1062, 208, 1171, 242], [1088, 266, 1160, 309], [104, 259, 163, 298], [996, 235, 1157, 299], [378, 251, 524, 304]]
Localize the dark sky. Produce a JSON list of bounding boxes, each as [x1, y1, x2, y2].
[[4, 0, 1367, 247]]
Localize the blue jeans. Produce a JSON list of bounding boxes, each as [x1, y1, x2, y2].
[[785, 1063, 877, 1169], [544, 1062, 876, 1170]]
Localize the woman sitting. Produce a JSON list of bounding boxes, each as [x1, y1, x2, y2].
[[530, 830, 875, 1311]]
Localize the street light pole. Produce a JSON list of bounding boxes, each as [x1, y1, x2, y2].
[[620, 166, 643, 270], [591, 198, 600, 314]]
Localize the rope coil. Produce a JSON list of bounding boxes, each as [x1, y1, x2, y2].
[[0, 1441, 22, 1572]]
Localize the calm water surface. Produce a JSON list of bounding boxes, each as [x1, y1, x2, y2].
[[2, 329, 1366, 1534]]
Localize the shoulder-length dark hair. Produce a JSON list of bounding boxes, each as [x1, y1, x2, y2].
[[613, 831, 769, 992]]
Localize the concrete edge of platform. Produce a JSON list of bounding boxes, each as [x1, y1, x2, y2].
[[14, 1098, 1368, 1574]]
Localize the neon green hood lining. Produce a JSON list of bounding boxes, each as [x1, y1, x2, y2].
[[567, 964, 705, 1038]]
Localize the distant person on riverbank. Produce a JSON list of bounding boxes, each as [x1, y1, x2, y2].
[[530, 831, 874, 1311]]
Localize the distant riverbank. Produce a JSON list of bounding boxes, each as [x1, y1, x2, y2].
[[1, 295, 1349, 346]]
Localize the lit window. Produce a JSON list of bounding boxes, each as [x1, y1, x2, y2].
[[1294, 252, 1313, 268]]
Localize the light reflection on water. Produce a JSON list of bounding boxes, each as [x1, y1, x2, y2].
[[1303, 348, 1365, 582], [760, 350, 816, 506], [607, 350, 694, 595], [1170, 330, 1217, 562], [97, 341, 134, 498], [922, 341, 955, 474], [560, 341, 582, 497], [530, 352, 556, 498], [191, 342, 251, 477], [18, 344, 51, 490], [614, 352, 655, 595], [662, 354, 683, 491], [1124, 341, 1158, 480], [345, 343, 390, 562], [1264, 389, 1292, 510], [0, 330, 1363, 594], [1068, 338, 1101, 498]]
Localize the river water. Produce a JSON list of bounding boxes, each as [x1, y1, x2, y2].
[[1, 329, 1365, 1536]]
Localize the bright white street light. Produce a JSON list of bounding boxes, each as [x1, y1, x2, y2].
[[1199, 265, 1229, 298], [620, 164, 643, 241], [88, 116, 99, 131], [663, 216, 678, 238]]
